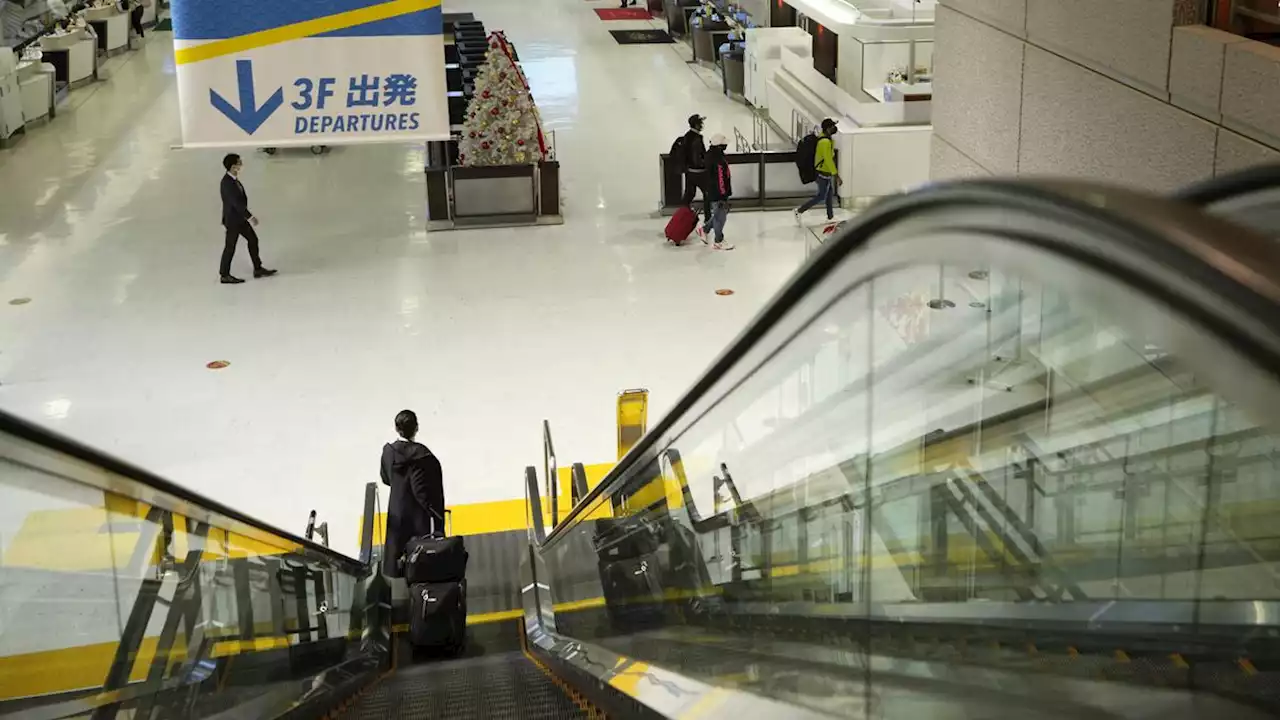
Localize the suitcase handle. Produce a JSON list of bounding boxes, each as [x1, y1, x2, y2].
[[429, 508, 452, 537]]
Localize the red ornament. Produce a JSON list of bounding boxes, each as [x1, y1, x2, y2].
[[481, 141, 490, 149], [517, 139, 525, 146], [482, 89, 491, 99], [468, 131, 476, 138], [490, 107, 499, 116]]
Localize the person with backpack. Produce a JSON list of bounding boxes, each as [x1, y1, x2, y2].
[[379, 409, 445, 578], [795, 118, 841, 223], [674, 114, 710, 226], [701, 134, 734, 250]]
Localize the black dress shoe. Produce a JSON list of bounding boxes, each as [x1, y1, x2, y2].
[[254, 267, 278, 278], [220, 275, 245, 284]]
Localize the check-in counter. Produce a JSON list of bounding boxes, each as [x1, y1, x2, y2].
[[692, 21, 729, 62], [40, 30, 97, 87], [85, 6, 131, 54], [16, 60, 55, 123]]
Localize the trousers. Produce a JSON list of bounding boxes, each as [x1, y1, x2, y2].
[[680, 171, 711, 224], [798, 173, 836, 220], [220, 223, 263, 277], [708, 201, 729, 243]]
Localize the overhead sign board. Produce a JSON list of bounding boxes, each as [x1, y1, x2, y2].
[[171, 0, 449, 147]]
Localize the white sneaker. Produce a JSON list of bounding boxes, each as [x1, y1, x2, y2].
[[714, 242, 735, 251], [696, 226, 709, 244]]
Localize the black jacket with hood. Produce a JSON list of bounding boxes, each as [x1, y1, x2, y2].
[[379, 439, 444, 578], [683, 129, 707, 172], [705, 145, 732, 201]]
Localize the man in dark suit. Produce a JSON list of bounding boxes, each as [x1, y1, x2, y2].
[[219, 153, 276, 284]]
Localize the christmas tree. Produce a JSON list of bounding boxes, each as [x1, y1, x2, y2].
[[458, 32, 547, 167]]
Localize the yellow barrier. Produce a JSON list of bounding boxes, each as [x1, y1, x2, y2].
[[616, 389, 649, 461]]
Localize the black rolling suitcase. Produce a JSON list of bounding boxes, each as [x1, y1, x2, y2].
[[599, 553, 665, 630], [409, 580, 467, 651], [404, 535, 468, 584], [406, 510, 468, 652], [594, 520, 665, 630], [404, 510, 468, 585]]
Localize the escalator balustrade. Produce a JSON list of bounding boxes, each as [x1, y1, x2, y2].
[[521, 178, 1280, 719]]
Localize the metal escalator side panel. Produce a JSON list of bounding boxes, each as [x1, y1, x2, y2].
[[540, 179, 1280, 552], [524, 178, 1280, 715]]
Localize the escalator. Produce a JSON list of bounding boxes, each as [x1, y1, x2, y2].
[[3, 173, 1280, 718]]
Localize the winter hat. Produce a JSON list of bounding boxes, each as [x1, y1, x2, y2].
[[709, 133, 727, 147]]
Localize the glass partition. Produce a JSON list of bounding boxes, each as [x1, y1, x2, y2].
[[0, 422, 370, 718], [531, 183, 1280, 717]]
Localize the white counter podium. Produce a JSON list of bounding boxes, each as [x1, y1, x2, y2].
[[85, 6, 130, 55], [40, 30, 97, 87]]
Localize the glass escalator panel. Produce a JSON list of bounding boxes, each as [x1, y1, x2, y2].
[[0, 418, 374, 719], [530, 180, 1280, 718]]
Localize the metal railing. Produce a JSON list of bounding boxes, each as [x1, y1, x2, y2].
[[543, 419, 558, 528]]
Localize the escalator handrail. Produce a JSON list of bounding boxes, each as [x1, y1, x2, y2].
[[1175, 163, 1280, 205], [538, 178, 1280, 548], [0, 409, 365, 573], [543, 419, 559, 527], [526, 465, 547, 544]]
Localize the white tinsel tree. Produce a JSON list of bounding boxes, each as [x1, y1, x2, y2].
[[458, 32, 546, 167]]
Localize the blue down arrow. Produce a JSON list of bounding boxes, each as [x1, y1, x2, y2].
[[210, 59, 284, 135]]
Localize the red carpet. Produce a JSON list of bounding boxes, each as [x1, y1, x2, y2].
[[594, 7, 652, 20]]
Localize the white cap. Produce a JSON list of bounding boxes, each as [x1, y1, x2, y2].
[[709, 133, 727, 146]]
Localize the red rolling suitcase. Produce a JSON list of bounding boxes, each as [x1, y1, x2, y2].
[[665, 207, 697, 245]]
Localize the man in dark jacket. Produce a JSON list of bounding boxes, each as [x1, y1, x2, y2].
[[678, 114, 710, 228], [219, 153, 276, 285], [379, 409, 445, 578]]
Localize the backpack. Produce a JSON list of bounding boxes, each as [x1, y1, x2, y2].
[[669, 134, 687, 172], [796, 133, 819, 184]]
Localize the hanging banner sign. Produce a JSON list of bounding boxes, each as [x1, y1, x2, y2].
[[171, 0, 449, 147]]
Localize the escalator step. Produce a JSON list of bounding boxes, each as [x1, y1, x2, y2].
[[343, 651, 591, 719]]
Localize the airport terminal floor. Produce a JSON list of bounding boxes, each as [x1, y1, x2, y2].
[[7, 0, 1280, 718], [0, 0, 810, 554]]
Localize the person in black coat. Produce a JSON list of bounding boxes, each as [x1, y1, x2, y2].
[[379, 409, 445, 578], [219, 153, 276, 284], [678, 114, 710, 227]]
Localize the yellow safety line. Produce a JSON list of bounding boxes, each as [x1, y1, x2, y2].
[[174, 0, 441, 66], [469, 608, 524, 624], [391, 608, 524, 635]]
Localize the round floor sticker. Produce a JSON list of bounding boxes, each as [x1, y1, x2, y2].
[[715, 289, 735, 296], [206, 360, 231, 370], [8, 298, 31, 306]]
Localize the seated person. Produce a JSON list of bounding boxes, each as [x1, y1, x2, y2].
[[379, 410, 444, 577]]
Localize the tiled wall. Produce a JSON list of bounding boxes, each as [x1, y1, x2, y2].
[[931, 0, 1280, 192]]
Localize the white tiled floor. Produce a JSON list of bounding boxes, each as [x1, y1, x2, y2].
[[0, 0, 821, 553]]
